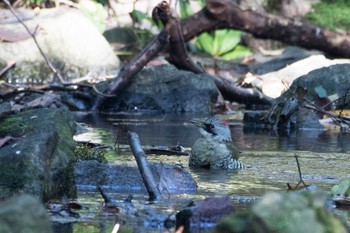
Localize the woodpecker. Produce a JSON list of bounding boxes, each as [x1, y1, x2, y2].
[[190, 117, 245, 169]]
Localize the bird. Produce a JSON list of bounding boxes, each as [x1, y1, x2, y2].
[[189, 117, 245, 169]]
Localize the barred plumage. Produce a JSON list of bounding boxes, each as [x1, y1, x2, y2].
[[190, 117, 245, 170]]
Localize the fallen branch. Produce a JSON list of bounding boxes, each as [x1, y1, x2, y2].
[[92, 1, 204, 110], [128, 131, 161, 201], [91, 29, 169, 110], [180, 0, 350, 58], [213, 76, 273, 105], [144, 148, 189, 156], [153, 1, 204, 73], [304, 104, 350, 127]]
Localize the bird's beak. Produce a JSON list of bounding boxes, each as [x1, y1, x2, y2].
[[190, 120, 206, 128]]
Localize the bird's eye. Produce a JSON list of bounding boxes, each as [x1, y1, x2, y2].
[[209, 124, 215, 129]]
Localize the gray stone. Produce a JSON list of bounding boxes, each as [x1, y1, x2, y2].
[[261, 63, 350, 130], [0, 194, 52, 233], [0, 7, 119, 83], [176, 195, 235, 231], [214, 191, 347, 233], [253, 54, 350, 98], [99, 64, 219, 113], [74, 160, 197, 194], [0, 108, 77, 201]]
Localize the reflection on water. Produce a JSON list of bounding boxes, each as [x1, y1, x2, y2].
[[75, 112, 350, 153], [67, 112, 350, 233]]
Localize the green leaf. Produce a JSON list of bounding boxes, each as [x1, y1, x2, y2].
[[220, 30, 241, 54], [221, 45, 252, 60], [130, 10, 149, 23], [196, 32, 214, 54]]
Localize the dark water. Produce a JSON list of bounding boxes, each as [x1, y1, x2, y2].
[[55, 112, 350, 233], [74, 112, 350, 153]]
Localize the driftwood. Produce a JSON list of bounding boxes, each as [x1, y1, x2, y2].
[[92, 1, 205, 110], [6, 0, 348, 110], [92, 29, 169, 110], [152, 1, 204, 74], [92, 0, 350, 109], [181, 0, 350, 58], [213, 76, 273, 105], [92, 0, 274, 110], [128, 131, 161, 201]]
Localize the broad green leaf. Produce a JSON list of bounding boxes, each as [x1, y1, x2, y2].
[[219, 30, 242, 54], [212, 30, 228, 55], [196, 32, 214, 54], [221, 45, 252, 60], [130, 10, 149, 23]]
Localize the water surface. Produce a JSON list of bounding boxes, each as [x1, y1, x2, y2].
[[58, 113, 350, 233]]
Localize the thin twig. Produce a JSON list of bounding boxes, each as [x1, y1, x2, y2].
[[337, 87, 350, 119], [3, 0, 66, 84], [295, 155, 305, 186], [303, 101, 350, 127]]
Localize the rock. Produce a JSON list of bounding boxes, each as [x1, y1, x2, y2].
[[254, 54, 350, 98], [331, 179, 350, 198], [214, 191, 347, 233], [243, 110, 269, 128], [0, 7, 119, 83], [330, 178, 350, 208], [258, 63, 350, 130], [0, 194, 52, 233], [176, 196, 235, 232], [0, 108, 77, 201], [74, 160, 197, 194], [98, 64, 219, 113]]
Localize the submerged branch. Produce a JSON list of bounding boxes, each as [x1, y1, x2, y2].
[[128, 131, 161, 201]]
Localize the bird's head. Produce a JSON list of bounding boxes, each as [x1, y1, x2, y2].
[[191, 117, 232, 142]]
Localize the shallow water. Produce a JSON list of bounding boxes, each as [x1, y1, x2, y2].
[[54, 113, 350, 233]]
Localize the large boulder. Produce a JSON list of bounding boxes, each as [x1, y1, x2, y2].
[[97, 64, 219, 113], [247, 63, 350, 129], [0, 194, 52, 233], [214, 191, 347, 233], [0, 7, 119, 83], [251, 55, 350, 99], [75, 160, 197, 194], [0, 108, 77, 201]]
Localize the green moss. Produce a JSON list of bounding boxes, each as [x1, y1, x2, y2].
[[0, 157, 27, 192], [0, 116, 29, 137], [74, 143, 107, 163], [306, 1, 350, 31]]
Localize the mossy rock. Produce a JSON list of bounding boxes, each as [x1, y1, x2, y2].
[[215, 191, 347, 233], [0, 194, 52, 233], [0, 108, 77, 201]]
